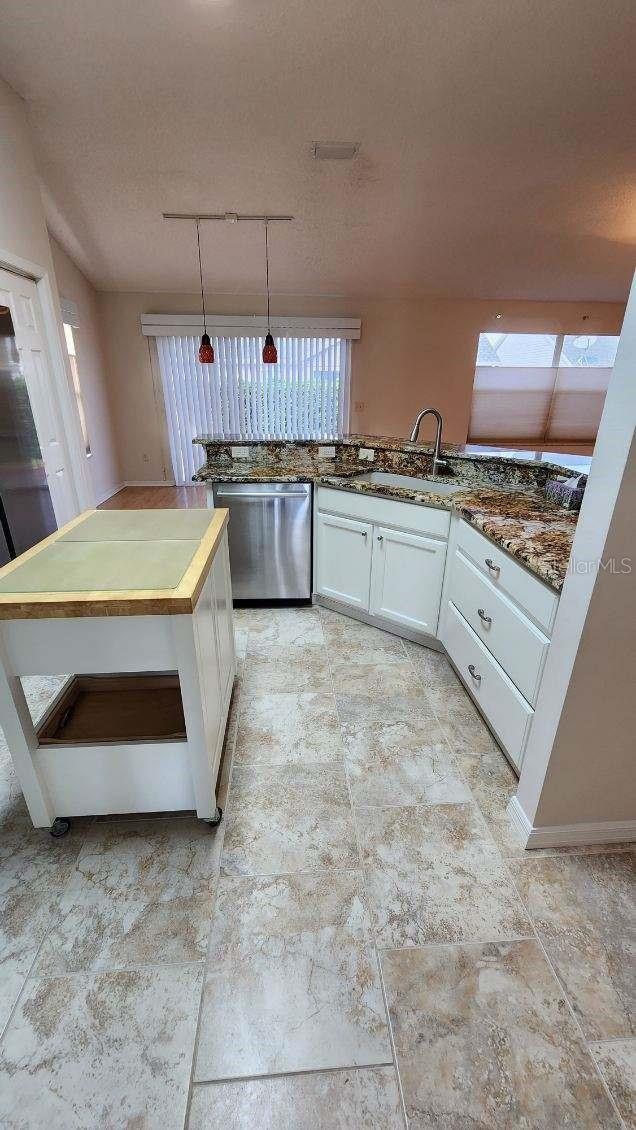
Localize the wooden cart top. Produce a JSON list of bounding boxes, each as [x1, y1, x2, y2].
[[0, 508, 229, 619]]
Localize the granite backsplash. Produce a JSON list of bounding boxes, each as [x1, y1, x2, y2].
[[193, 436, 573, 495]]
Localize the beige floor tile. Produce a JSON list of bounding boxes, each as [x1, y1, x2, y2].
[[0, 965, 203, 1130], [33, 818, 219, 975], [221, 763, 359, 876], [381, 939, 621, 1128], [245, 606, 325, 649], [320, 606, 407, 655], [188, 1067, 405, 1129], [591, 1038, 636, 1128], [195, 871, 391, 1079], [357, 801, 530, 946], [455, 746, 526, 855], [455, 749, 632, 862], [336, 687, 431, 723], [424, 680, 501, 754], [0, 746, 31, 833], [0, 824, 86, 1032], [403, 639, 460, 687], [338, 695, 471, 807], [329, 647, 424, 699], [242, 644, 332, 693], [234, 691, 344, 766], [21, 674, 71, 723], [510, 850, 635, 1040]]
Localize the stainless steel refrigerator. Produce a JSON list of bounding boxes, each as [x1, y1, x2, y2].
[[0, 304, 57, 565]]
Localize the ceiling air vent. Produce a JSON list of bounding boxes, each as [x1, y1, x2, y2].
[[312, 142, 360, 161]]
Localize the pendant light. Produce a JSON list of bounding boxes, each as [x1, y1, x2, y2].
[[262, 219, 277, 364], [195, 218, 214, 364]]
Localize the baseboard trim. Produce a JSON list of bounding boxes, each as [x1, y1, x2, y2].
[[507, 796, 636, 849], [94, 483, 125, 506], [122, 480, 177, 487]]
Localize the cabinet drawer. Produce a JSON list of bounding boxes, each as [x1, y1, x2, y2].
[[448, 549, 549, 704], [456, 520, 558, 634], [316, 487, 450, 539], [441, 600, 533, 771]]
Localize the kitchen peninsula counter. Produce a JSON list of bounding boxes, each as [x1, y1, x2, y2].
[[193, 436, 579, 591]]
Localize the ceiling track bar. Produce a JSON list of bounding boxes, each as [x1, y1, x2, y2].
[[162, 212, 294, 222]]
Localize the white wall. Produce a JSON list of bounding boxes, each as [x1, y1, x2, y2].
[[516, 270, 636, 837], [50, 237, 121, 503]]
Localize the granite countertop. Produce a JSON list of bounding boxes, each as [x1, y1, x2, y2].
[[193, 439, 579, 591]]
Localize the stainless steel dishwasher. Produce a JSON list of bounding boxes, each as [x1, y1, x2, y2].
[[210, 482, 312, 601]]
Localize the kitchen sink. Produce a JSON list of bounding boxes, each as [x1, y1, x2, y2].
[[355, 471, 467, 496]]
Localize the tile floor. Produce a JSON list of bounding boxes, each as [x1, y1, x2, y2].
[[0, 607, 633, 1128]]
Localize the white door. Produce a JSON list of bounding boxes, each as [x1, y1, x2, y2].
[[370, 525, 447, 633], [0, 268, 77, 527], [315, 512, 372, 609]]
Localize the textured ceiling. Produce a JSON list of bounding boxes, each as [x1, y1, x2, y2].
[[1, 0, 635, 299]]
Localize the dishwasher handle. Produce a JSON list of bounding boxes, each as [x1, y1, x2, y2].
[[215, 489, 309, 499]]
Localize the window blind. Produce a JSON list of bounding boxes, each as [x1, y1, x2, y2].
[[156, 334, 351, 484], [469, 332, 619, 447]]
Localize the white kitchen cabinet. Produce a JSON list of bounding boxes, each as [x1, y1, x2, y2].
[[370, 526, 446, 634], [315, 512, 373, 609], [441, 599, 533, 771], [314, 492, 448, 635]]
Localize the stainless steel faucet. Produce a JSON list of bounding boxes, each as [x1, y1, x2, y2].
[[409, 407, 448, 475]]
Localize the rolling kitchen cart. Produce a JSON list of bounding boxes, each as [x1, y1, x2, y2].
[[0, 508, 235, 833]]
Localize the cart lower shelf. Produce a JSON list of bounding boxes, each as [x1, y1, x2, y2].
[[36, 672, 186, 746]]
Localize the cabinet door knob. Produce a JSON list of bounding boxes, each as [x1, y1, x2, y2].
[[468, 663, 482, 683], [362, 530, 368, 538], [477, 607, 492, 625], [377, 534, 383, 542], [485, 557, 500, 577]]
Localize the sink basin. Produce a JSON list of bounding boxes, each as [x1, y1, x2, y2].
[[355, 471, 466, 496]]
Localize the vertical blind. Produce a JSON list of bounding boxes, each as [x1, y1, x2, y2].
[[469, 332, 620, 446], [156, 334, 351, 484]]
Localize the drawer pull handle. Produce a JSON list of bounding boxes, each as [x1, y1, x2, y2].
[[468, 663, 482, 684], [362, 530, 368, 539], [485, 557, 500, 577], [477, 607, 492, 625], [377, 534, 383, 542]]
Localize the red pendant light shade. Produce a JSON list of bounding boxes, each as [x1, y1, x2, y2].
[[199, 333, 214, 364], [195, 218, 214, 365], [262, 332, 278, 364], [262, 219, 278, 364]]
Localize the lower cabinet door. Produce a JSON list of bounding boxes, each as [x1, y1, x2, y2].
[[370, 525, 447, 633], [315, 512, 373, 609]]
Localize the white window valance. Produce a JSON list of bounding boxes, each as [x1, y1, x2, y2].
[[140, 313, 361, 339]]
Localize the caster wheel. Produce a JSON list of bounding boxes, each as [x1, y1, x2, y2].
[[50, 817, 71, 838], [207, 807, 223, 828]]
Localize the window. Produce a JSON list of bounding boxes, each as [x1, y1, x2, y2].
[[155, 334, 351, 484], [62, 321, 91, 457], [469, 332, 620, 449]]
